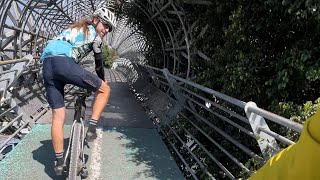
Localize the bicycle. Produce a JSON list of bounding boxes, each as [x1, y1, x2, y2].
[[63, 88, 91, 179]]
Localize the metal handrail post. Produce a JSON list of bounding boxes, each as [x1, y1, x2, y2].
[[161, 68, 186, 121], [245, 102, 280, 158]]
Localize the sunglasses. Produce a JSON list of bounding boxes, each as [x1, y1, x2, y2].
[[101, 21, 112, 32]]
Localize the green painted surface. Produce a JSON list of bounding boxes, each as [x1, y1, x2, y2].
[[0, 124, 72, 180], [89, 127, 184, 180], [0, 124, 184, 180]]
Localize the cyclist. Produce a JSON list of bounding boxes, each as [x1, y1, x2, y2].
[[40, 7, 116, 175]]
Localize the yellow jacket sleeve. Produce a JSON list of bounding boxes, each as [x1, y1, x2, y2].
[[249, 111, 320, 180]]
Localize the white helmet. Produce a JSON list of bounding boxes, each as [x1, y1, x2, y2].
[[93, 7, 116, 32]]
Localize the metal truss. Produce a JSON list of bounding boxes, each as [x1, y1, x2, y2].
[[113, 61, 303, 179], [107, 18, 146, 64], [114, 0, 213, 80], [0, 0, 113, 60], [0, 1, 306, 179]]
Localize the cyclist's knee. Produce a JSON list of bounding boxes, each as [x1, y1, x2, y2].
[[96, 81, 110, 95], [52, 107, 65, 122]]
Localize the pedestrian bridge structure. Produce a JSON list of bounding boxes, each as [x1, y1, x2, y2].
[[0, 0, 304, 179]]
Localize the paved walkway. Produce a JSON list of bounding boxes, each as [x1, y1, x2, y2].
[[0, 69, 184, 180]]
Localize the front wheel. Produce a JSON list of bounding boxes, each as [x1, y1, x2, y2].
[[68, 122, 82, 180]]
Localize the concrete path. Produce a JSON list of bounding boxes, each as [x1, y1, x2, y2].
[[0, 69, 184, 180]]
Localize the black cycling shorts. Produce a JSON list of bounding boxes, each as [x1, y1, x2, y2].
[[42, 56, 102, 109]]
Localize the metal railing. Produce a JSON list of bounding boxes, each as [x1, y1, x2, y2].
[[115, 62, 304, 179], [0, 51, 305, 178], [0, 55, 45, 156]]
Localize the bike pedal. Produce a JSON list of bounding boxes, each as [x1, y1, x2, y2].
[[54, 166, 64, 176], [54, 161, 65, 176], [81, 167, 89, 178], [63, 165, 67, 173]]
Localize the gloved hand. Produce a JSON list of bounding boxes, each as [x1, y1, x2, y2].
[[93, 35, 105, 81]]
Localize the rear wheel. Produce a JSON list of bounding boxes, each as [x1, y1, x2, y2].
[[68, 122, 82, 180]]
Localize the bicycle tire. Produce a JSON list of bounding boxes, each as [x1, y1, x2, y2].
[[68, 122, 82, 180]]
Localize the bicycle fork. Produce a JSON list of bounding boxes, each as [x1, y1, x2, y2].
[[63, 103, 88, 178]]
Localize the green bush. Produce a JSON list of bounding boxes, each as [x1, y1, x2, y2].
[[115, 0, 320, 178], [102, 45, 117, 68], [116, 0, 320, 121]]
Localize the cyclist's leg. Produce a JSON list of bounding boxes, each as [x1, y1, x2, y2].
[[91, 81, 110, 120], [52, 56, 111, 141], [43, 57, 66, 174], [51, 107, 65, 153], [46, 83, 66, 155], [85, 81, 110, 141]]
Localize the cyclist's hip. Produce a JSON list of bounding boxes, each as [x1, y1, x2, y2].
[[43, 56, 102, 93]]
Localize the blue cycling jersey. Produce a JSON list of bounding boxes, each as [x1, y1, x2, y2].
[[40, 25, 98, 62]]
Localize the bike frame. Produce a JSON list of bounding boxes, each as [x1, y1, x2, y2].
[[63, 90, 90, 179]]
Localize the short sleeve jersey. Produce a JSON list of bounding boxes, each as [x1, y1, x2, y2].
[[40, 25, 98, 62]]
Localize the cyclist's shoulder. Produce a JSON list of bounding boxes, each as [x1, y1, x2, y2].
[[87, 25, 98, 42]]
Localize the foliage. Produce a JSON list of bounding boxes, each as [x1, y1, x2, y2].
[[116, 0, 320, 114], [187, 0, 319, 107], [115, 0, 320, 179], [101, 45, 118, 68], [115, 2, 166, 68]]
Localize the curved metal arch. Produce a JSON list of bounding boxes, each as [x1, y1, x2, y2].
[[115, 31, 141, 50], [108, 19, 128, 46], [31, 4, 66, 31], [117, 36, 145, 55], [130, 0, 190, 77], [47, 0, 73, 22], [21, 0, 79, 55], [32, 8, 64, 55], [0, 0, 36, 58], [67, 1, 94, 20], [0, 0, 18, 56], [107, 11, 149, 58], [147, 1, 186, 74], [0, 0, 67, 57], [168, 1, 191, 79], [18, 0, 46, 57], [39, 0, 107, 34], [20, 1, 107, 57], [140, 0, 191, 78], [137, 0, 179, 74], [0, 0, 15, 36], [117, 35, 146, 55], [109, 19, 144, 52], [32, 6, 66, 56], [112, 21, 132, 48], [130, 2, 167, 67]]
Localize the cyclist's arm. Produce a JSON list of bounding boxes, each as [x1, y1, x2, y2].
[[92, 36, 105, 81]]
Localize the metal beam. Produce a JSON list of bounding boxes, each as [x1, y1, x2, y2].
[[182, 0, 213, 5]]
